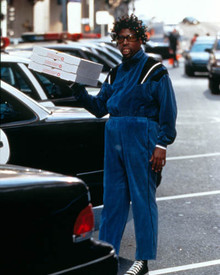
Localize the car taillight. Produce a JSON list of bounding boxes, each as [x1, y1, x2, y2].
[[81, 33, 101, 39], [73, 204, 94, 242], [0, 37, 10, 49], [44, 32, 63, 41]]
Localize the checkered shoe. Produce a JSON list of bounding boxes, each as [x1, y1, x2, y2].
[[124, 260, 149, 275]]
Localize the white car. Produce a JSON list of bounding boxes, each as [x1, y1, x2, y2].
[[7, 41, 115, 73], [1, 53, 100, 108]]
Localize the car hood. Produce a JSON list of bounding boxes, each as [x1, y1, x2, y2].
[[46, 106, 109, 121], [189, 52, 210, 61], [146, 40, 169, 47]]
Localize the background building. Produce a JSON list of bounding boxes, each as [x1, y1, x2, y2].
[[0, 0, 134, 38]]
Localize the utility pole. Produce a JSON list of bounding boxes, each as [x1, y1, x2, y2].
[[131, 0, 135, 13], [62, 0, 67, 31], [0, 0, 7, 36], [89, 0, 94, 31]]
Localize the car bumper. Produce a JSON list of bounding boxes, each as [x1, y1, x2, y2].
[[1, 239, 118, 275], [49, 247, 118, 275], [209, 67, 220, 79], [185, 63, 208, 72]]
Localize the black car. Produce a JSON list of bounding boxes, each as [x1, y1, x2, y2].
[[0, 164, 118, 275], [144, 40, 171, 59], [0, 80, 107, 206], [207, 34, 220, 94]]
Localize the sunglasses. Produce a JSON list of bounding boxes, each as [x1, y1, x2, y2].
[[116, 34, 138, 43]]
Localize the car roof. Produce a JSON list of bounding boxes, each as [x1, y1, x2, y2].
[[195, 36, 215, 43], [1, 80, 108, 121], [1, 80, 51, 119], [8, 41, 93, 51], [6, 42, 114, 71], [46, 43, 92, 51], [1, 53, 30, 63]]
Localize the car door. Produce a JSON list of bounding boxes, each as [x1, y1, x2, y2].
[[0, 85, 105, 206]]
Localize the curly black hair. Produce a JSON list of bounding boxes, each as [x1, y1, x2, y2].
[[111, 14, 148, 44]]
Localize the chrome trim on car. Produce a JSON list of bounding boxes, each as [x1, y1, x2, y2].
[[72, 230, 93, 243], [48, 248, 115, 275], [76, 169, 104, 176]]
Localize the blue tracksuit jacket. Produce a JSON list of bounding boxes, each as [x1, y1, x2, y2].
[[76, 48, 177, 260]]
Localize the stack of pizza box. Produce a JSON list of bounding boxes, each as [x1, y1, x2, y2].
[[28, 46, 103, 86]]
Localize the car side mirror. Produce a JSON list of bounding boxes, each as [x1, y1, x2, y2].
[[0, 129, 10, 164], [205, 48, 212, 53], [182, 50, 189, 58]]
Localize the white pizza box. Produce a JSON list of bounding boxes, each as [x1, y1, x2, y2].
[[32, 46, 103, 78], [30, 53, 101, 79], [28, 61, 99, 86]]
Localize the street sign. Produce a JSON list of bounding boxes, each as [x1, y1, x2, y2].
[[96, 11, 110, 25]]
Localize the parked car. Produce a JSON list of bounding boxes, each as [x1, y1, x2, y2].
[[1, 50, 161, 111], [144, 39, 170, 59], [163, 23, 183, 38], [74, 41, 121, 66], [207, 34, 220, 94], [0, 80, 107, 206], [1, 54, 100, 108], [182, 16, 200, 25], [94, 41, 123, 60], [0, 163, 118, 275], [184, 36, 215, 76], [7, 42, 115, 73], [80, 39, 162, 62]]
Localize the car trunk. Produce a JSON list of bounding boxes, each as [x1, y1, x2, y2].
[[0, 172, 89, 274]]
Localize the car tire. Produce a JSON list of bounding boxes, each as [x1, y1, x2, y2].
[[209, 78, 220, 94], [185, 65, 194, 76]]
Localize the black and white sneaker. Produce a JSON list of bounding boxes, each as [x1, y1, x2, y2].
[[124, 260, 149, 275]]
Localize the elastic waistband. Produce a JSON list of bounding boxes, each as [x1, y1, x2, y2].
[[109, 115, 158, 122]]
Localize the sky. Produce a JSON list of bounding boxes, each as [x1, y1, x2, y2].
[[133, 0, 220, 24]]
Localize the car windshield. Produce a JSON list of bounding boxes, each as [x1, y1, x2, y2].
[[0, 88, 36, 124], [191, 43, 213, 52], [217, 40, 220, 50], [30, 69, 76, 99], [94, 48, 118, 65]]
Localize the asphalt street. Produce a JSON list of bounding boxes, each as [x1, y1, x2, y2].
[[94, 58, 220, 274]]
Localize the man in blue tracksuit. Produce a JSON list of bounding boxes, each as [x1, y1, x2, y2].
[[73, 14, 177, 275]]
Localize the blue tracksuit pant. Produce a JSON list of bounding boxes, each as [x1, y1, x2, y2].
[[99, 116, 158, 260]]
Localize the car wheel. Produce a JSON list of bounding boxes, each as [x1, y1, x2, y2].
[[209, 78, 220, 94], [185, 65, 194, 76]]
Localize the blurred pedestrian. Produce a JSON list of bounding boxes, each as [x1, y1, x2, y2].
[[168, 28, 180, 67], [71, 14, 177, 275], [190, 33, 199, 48], [22, 20, 33, 32]]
